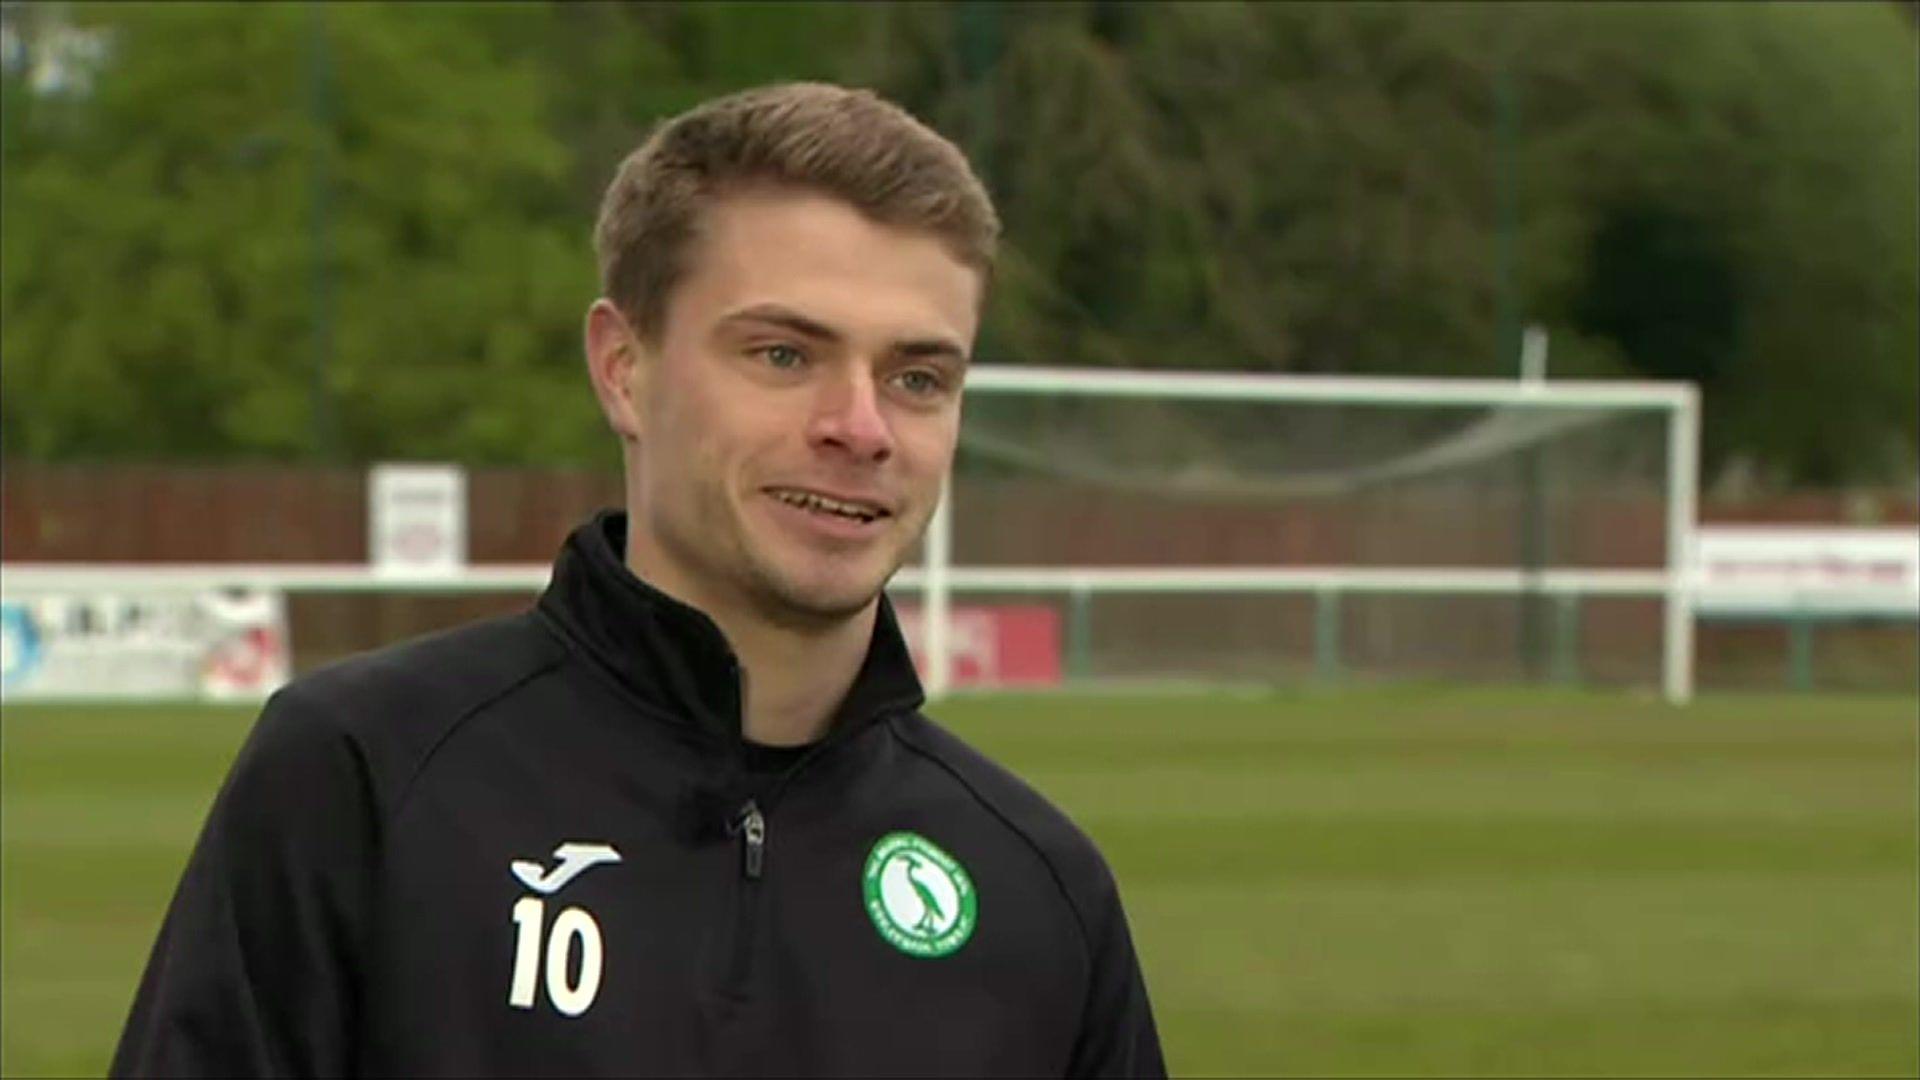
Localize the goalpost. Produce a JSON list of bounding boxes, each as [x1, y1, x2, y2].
[[1, 365, 1701, 704], [893, 365, 1701, 703]]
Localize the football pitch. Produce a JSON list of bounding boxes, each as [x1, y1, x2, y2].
[[3, 688, 1915, 1077]]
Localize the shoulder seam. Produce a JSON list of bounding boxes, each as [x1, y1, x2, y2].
[[384, 623, 568, 824], [884, 715, 1096, 970]]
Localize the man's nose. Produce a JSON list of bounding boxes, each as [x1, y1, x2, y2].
[[807, 369, 894, 464]]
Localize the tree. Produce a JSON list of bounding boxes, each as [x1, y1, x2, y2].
[[870, 1, 1918, 484], [3, 2, 1913, 484], [1, 2, 599, 464]]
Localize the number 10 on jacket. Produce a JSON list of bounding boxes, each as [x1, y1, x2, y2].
[[509, 897, 606, 1016]]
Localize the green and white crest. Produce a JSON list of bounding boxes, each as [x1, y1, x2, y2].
[[861, 832, 977, 958]]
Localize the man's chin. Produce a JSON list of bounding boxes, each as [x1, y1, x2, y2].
[[747, 559, 895, 629]]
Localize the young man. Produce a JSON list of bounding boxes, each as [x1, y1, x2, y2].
[[113, 83, 1164, 1078]]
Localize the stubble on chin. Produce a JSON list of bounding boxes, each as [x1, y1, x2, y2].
[[742, 540, 903, 630]]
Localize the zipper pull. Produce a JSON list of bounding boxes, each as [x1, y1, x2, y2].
[[733, 800, 766, 880]]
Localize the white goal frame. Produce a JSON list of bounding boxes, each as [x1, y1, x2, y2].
[[908, 365, 1701, 703], [0, 366, 1701, 703]]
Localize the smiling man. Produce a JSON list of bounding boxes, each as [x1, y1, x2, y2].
[[113, 84, 1164, 1078]]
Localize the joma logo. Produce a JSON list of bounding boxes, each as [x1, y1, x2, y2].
[[507, 842, 621, 1016]]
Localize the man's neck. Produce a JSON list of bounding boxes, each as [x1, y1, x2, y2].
[[712, 601, 876, 747], [623, 541, 874, 747]]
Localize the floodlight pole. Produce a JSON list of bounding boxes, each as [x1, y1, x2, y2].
[[956, 1, 1001, 188], [1494, 52, 1547, 682], [1493, 53, 1519, 374], [306, 1, 337, 461], [1518, 329, 1551, 687]]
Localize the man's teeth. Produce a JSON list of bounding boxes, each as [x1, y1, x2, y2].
[[773, 489, 881, 522]]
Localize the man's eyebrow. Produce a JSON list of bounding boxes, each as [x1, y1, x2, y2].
[[894, 338, 970, 364], [714, 303, 843, 343], [718, 302, 969, 363]]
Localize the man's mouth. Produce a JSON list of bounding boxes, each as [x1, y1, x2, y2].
[[766, 487, 892, 525]]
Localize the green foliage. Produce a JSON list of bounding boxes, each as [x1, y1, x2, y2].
[[1, 1, 1913, 482], [1515, 2, 1920, 483], [1, 2, 598, 464]]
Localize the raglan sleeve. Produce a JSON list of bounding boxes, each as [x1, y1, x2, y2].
[[111, 688, 379, 1078], [1067, 858, 1167, 1079]]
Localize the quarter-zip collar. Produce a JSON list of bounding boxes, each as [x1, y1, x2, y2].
[[536, 510, 925, 744]]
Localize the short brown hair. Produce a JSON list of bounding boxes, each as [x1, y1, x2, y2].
[[594, 82, 1000, 341]]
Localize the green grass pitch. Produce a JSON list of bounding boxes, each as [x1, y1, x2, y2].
[[3, 687, 1915, 1077]]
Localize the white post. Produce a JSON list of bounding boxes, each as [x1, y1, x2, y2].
[[1663, 386, 1701, 704], [1520, 325, 1549, 383], [923, 472, 954, 699]]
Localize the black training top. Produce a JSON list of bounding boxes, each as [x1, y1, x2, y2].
[[112, 511, 1165, 1078]]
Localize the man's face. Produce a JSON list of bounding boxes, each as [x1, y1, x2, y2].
[[590, 186, 980, 629]]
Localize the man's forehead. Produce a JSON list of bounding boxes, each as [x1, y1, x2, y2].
[[675, 191, 982, 344]]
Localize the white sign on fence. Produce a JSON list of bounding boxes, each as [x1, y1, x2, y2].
[[369, 463, 467, 576], [1693, 526, 1920, 617], [0, 588, 291, 701]]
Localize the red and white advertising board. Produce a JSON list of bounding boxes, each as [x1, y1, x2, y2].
[[891, 603, 1063, 689], [369, 463, 467, 577], [1693, 526, 1920, 617]]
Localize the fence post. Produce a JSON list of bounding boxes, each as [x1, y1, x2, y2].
[[1551, 592, 1582, 686], [1065, 583, 1093, 682], [1314, 588, 1342, 683], [1787, 607, 1815, 691]]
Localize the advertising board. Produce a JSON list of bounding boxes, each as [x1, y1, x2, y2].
[[1693, 526, 1920, 617], [0, 587, 291, 701], [891, 603, 1062, 688], [369, 463, 467, 576]]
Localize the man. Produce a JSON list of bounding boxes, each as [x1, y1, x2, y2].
[[114, 82, 1164, 1078]]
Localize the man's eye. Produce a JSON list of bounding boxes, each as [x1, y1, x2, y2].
[[894, 369, 945, 396], [759, 344, 805, 370]]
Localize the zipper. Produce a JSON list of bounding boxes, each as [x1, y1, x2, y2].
[[719, 799, 767, 1001], [713, 708, 905, 1002], [732, 800, 765, 880]]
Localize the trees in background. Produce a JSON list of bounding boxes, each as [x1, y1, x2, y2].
[[1, 3, 597, 464], [2, 1, 1913, 485]]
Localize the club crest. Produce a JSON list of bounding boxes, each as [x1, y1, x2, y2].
[[862, 831, 977, 958]]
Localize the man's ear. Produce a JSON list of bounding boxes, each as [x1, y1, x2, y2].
[[584, 299, 647, 442]]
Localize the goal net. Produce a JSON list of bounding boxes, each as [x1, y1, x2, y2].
[[890, 366, 1699, 701], [0, 367, 1699, 704]]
